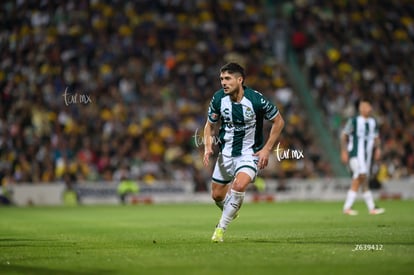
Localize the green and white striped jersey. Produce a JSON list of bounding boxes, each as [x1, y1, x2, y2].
[[343, 115, 379, 160], [207, 87, 279, 157]]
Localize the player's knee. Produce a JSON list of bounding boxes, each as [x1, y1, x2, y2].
[[231, 179, 247, 192], [232, 172, 252, 192]]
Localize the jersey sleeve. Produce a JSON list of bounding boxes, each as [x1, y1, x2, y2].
[[207, 94, 221, 124], [260, 94, 279, 120], [342, 118, 354, 135]]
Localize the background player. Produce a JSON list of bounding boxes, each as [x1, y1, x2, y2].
[[341, 98, 385, 215]]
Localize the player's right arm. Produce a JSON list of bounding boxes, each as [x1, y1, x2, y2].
[[203, 120, 215, 167], [340, 132, 349, 165], [203, 93, 221, 167], [340, 118, 353, 165]]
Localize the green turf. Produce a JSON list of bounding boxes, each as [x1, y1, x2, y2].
[[0, 200, 413, 275]]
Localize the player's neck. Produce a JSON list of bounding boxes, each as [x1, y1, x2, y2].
[[230, 87, 244, 102]]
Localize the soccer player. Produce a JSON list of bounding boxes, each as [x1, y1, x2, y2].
[[341, 98, 385, 215], [203, 62, 284, 242]]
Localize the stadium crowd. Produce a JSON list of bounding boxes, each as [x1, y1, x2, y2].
[[288, 0, 414, 180], [0, 0, 331, 191], [1, 0, 412, 193]]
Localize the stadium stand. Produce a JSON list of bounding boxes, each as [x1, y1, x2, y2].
[[287, 0, 414, 180], [3, 0, 411, 192]]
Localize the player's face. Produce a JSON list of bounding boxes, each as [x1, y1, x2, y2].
[[220, 71, 243, 95], [359, 101, 372, 117]]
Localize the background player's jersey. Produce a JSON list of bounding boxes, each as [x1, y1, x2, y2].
[[207, 87, 279, 157], [343, 115, 378, 161]]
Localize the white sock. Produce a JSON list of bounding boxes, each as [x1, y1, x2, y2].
[[218, 189, 245, 230], [363, 191, 375, 211], [343, 190, 357, 210]]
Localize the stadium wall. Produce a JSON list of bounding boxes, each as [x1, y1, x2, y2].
[[5, 178, 414, 206]]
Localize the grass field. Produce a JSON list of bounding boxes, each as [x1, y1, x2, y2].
[[0, 200, 413, 275]]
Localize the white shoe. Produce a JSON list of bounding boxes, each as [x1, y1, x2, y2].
[[370, 208, 385, 215], [343, 209, 358, 216]]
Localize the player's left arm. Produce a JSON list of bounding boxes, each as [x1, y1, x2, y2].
[[373, 119, 381, 161], [373, 136, 381, 161], [254, 113, 284, 169]]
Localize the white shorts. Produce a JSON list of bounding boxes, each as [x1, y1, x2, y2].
[[212, 153, 258, 184], [349, 157, 371, 179]]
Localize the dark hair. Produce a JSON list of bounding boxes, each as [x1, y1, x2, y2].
[[220, 62, 245, 81], [355, 96, 371, 109], [359, 96, 371, 104]]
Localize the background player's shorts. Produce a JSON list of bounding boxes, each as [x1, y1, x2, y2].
[[212, 153, 258, 184], [349, 156, 371, 179]]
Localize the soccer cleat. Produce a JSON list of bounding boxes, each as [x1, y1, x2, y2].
[[211, 227, 225, 243], [233, 211, 240, 221], [370, 208, 385, 215], [343, 209, 358, 216]]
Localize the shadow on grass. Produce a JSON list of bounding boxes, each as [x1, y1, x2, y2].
[[0, 264, 113, 275], [0, 238, 76, 248]]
